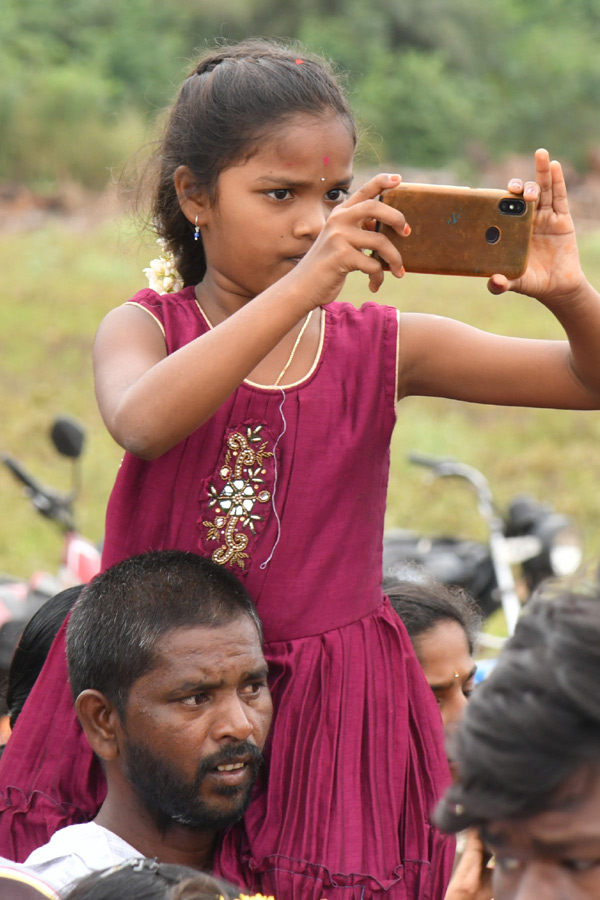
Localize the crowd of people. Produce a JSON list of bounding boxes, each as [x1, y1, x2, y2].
[[2, 34, 600, 900]]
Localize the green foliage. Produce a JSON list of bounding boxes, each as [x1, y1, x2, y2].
[[3, 0, 600, 183]]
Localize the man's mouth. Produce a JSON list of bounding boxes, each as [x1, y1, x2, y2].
[[216, 761, 246, 772]]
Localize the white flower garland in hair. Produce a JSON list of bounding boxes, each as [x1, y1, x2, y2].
[[143, 239, 184, 294]]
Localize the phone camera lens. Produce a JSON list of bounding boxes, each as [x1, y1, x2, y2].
[[486, 226, 501, 244], [498, 197, 526, 216]]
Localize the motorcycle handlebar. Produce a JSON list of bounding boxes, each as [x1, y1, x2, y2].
[[2, 454, 44, 494]]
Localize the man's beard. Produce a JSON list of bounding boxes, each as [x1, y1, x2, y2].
[[122, 738, 263, 834]]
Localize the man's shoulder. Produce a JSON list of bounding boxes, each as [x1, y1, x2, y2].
[[24, 822, 141, 893]]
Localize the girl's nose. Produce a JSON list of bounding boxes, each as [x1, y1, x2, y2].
[[293, 203, 328, 240]]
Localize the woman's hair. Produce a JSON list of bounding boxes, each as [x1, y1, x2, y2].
[[62, 859, 241, 900], [384, 570, 483, 656], [149, 38, 356, 287], [6, 585, 83, 729]]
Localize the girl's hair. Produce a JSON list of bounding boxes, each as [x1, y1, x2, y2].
[[383, 570, 483, 656], [62, 859, 241, 900], [150, 38, 356, 287]]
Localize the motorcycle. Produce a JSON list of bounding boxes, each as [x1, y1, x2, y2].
[[383, 452, 583, 644], [0, 416, 102, 674]]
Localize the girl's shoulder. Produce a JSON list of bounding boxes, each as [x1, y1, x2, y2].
[[125, 285, 198, 320], [325, 299, 399, 344]]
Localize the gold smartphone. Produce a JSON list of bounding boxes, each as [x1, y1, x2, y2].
[[377, 183, 535, 278]]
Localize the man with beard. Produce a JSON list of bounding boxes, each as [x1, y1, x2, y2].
[[23, 550, 272, 895], [436, 576, 600, 900]]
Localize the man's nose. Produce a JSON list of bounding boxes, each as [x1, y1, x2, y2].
[[507, 861, 560, 900], [210, 694, 254, 742]]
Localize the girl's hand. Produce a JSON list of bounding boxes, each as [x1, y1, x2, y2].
[[487, 148, 587, 308], [290, 173, 409, 304]]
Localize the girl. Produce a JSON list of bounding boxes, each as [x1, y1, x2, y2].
[[2, 38, 600, 900]]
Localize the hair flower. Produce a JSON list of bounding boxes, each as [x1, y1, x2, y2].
[[143, 239, 184, 294]]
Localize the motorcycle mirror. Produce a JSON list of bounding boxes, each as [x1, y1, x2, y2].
[[50, 416, 86, 459]]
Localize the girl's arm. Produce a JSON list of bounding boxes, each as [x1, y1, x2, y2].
[[94, 173, 407, 459], [397, 149, 600, 409]]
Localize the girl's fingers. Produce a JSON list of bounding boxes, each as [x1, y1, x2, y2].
[[534, 148, 554, 208], [549, 158, 570, 215], [344, 173, 402, 207]]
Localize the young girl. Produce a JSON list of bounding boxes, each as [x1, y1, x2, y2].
[[2, 38, 600, 900]]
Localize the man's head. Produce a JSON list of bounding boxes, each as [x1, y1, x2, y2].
[[436, 577, 600, 899], [67, 550, 272, 838]]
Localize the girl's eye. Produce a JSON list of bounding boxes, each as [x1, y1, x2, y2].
[[267, 189, 292, 201], [326, 188, 349, 203]]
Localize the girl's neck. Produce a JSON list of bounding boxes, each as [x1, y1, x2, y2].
[[194, 276, 252, 325]]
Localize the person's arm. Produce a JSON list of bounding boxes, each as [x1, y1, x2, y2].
[[444, 829, 494, 900], [397, 149, 600, 409], [94, 173, 408, 459]]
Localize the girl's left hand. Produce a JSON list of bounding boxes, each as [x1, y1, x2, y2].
[[487, 148, 587, 308]]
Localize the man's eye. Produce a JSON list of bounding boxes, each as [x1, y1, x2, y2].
[[564, 858, 600, 873], [267, 189, 292, 201], [495, 855, 522, 872], [181, 694, 208, 707], [240, 681, 267, 697]]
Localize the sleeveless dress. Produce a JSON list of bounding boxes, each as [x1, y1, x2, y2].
[[0, 288, 453, 899]]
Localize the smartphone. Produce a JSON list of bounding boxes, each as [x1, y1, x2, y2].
[[377, 183, 535, 278]]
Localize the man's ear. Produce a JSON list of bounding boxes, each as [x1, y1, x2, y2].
[[75, 690, 122, 762], [173, 165, 212, 227]]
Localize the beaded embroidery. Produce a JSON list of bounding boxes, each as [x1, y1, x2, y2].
[[202, 425, 274, 568]]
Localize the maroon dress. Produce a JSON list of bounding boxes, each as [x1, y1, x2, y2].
[[0, 289, 453, 899]]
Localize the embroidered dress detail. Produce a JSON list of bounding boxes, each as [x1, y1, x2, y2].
[[200, 425, 274, 568]]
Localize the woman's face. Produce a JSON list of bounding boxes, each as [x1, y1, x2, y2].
[[414, 619, 476, 741]]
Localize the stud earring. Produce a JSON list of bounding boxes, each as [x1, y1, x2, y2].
[[194, 215, 200, 241]]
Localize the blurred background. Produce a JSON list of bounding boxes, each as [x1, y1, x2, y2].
[[1, 0, 599, 597]]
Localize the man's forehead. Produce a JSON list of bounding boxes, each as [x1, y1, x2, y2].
[[144, 616, 264, 678], [483, 766, 600, 851]]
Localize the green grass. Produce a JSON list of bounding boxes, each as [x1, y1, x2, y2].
[[1, 216, 600, 602]]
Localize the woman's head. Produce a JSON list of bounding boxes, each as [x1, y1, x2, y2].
[[385, 573, 482, 738], [62, 859, 241, 900], [150, 39, 356, 287]]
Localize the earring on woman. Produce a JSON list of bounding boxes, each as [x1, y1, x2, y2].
[[194, 215, 200, 241]]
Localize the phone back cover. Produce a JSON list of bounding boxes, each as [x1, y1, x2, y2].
[[379, 184, 535, 278]]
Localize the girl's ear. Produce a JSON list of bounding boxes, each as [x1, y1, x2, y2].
[[174, 165, 211, 226], [75, 689, 122, 761]]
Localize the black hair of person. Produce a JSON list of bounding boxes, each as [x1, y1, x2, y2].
[[6, 585, 83, 729], [61, 858, 240, 900], [435, 576, 600, 833], [66, 549, 262, 718], [147, 38, 356, 287], [384, 571, 483, 656]]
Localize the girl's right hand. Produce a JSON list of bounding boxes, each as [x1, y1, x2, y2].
[[290, 173, 410, 305]]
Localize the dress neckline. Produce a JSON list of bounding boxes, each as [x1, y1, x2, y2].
[[194, 298, 325, 391]]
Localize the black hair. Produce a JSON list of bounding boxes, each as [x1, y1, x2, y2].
[[384, 571, 483, 656], [6, 585, 83, 729], [66, 549, 262, 718], [149, 38, 356, 287], [435, 577, 600, 833], [62, 859, 240, 900]]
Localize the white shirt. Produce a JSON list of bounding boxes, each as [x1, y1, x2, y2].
[[24, 822, 142, 893]]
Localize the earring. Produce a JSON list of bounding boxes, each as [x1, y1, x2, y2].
[[194, 215, 200, 242]]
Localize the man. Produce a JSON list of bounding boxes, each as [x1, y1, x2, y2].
[[436, 577, 600, 899], [24, 550, 272, 894]]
